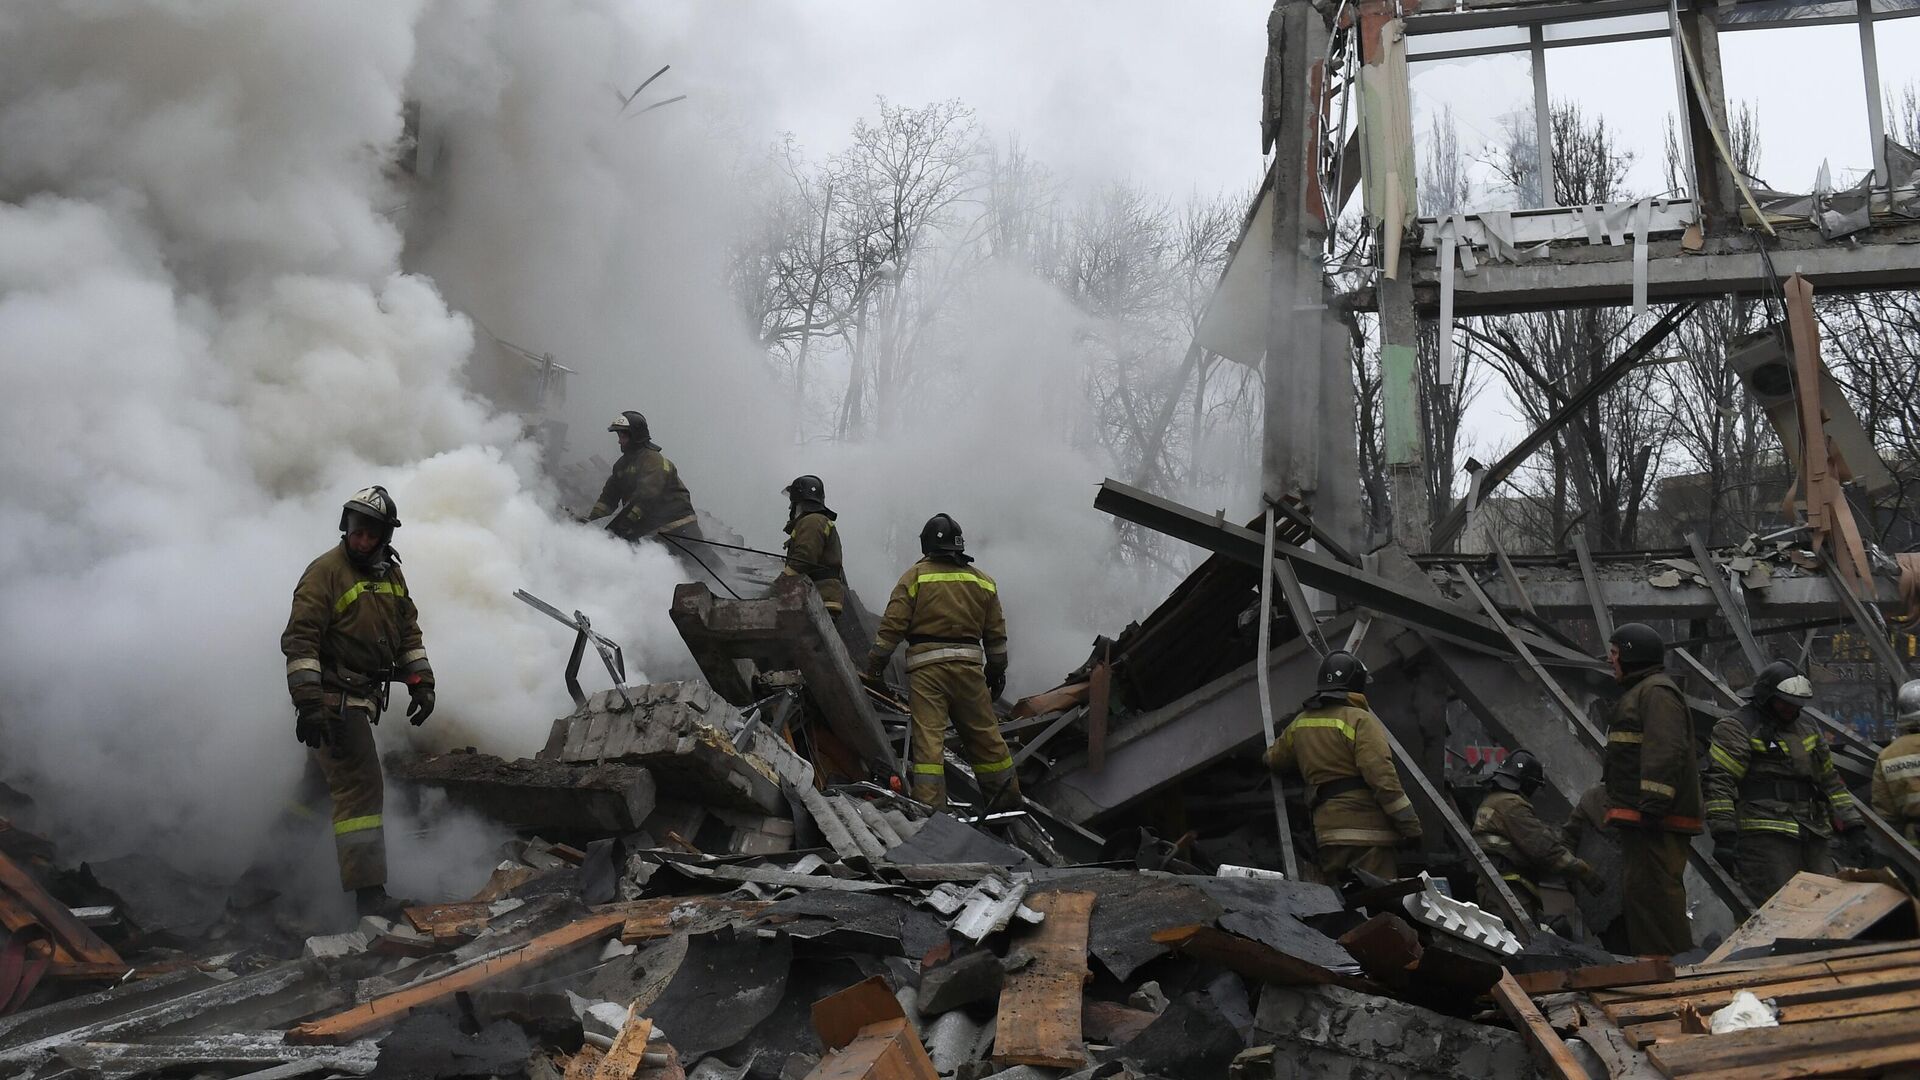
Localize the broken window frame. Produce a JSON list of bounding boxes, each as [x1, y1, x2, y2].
[[1402, 0, 1920, 209]]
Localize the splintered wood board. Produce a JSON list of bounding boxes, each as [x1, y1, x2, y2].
[[286, 910, 628, 1044], [1646, 1007, 1920, 1077], [992, 891, 1095, 1069], [1490, 970, 1589, 1080], [806, 1017, 937, 1080], [592, 1010, 652, 1080], [1702, 873, 1914, 963]]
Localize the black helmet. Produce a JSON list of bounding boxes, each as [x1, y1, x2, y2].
[[920, 513, 969, 562], [1608, 622, 1665, 671], [1491, 750, 1544, 794], [1316, 650, 1369, 694], [1751, 659, 1814, 711], [608, 410, 658, 450], [784, 474, 826, 505], [339, 485, 400, 536]]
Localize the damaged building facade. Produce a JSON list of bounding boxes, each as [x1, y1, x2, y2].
[[10, 1, 1920, 1079]]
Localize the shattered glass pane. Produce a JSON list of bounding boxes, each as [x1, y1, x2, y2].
[[1409, 54, 1540, 212], [1872, 0, 1920, 13], [1876, 18, 1920, 156], [1723, 0, 1860, 25], [1540, 12, 1669, 42], [1405, 24, 1530, 59]]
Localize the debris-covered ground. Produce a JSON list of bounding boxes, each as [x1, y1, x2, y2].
[[5, 639, 1919, 1080]]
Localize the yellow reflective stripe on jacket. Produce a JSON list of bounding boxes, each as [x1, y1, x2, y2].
[[1831, 790, 1856, 805], [335, 580, 406, 613], [1641, 779, 1677, 798], [906, 572, 997, 598], [1291, 715, 1357, 740], [1803, 735, 1821, 750], [1749, 737, 1769, 751], [1608, 731, 1644, 745], [1705, 799, 1736, 815], [334, 814, 383, 836], [1710, 744, 1748, 779], [1739, 817, 1803, 836]]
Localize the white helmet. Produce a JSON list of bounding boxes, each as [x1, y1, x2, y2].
[[1898, 679, 1920, 733]]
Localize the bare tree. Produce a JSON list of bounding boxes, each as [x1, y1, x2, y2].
[[1420, 105, 1474, 216], [829, 98, 982, 439]]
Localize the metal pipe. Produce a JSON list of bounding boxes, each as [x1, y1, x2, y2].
[[1257, 506, 1301, 880]]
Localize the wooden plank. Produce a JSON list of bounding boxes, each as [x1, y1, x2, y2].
[[993, 891, 1094, 1070], [1488, 970, 1590, 1080], [1776, 984, 1920, 1024], [1647, 1007, 1920, 1074], [1604, 970, 1920, 1024], [806, 1017, 938, 1080], [0, 851, 123, 969], [592, 1010, 652, 1080], [1702, 872, 1914, 963], [285, 910, 627, 1044], [1150, 924, 1376, 993], [1513, 957, 1673, 995], [620, 897, 768, 943], [1599, 946, 1920, 1001], [1680, 1040, 1920, 1080], [812, 975, 905, 1052], [1674, 938, 1920, 978]]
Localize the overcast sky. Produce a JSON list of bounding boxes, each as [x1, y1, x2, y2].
[[651, 1, 1274, 201]]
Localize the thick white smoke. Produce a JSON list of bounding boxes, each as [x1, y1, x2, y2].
[[0, 1, 1231, 887]]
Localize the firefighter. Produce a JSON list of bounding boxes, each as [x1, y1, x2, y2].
[[1602, 622, 1701, 956], [862, 514, 1018, 811], [1874, 680, 1920, 846], [1705, 660, 1862, 901], [1472, 751, 1603, 923], [777, 475, 846, 616], [281, 486, 434, 917], [1264, 651, 1422, 881], [580, 411, 698, 545]]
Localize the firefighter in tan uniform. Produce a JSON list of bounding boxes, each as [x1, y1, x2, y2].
[[777, 475, 846, 615], [1601, 622, 1701, 956], [863, 514, 1019, 811], [1705, 661, 1861, 902], [282, 486, 434, 917], [581, 411, 698, 544], [1872, 680, 1920, 846], [1472, 751, 1602, 923], [1264, 651, 1422, 880]]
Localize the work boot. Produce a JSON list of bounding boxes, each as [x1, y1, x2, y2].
[[354, 885, 410, 921], [980, 775, 1023, 814], [911, 780, 948, 808]]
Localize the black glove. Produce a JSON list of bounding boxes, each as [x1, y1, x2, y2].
[[1572, 858, 1606, 895], [295, 708, 334, 750], [985, 662, 1007, 700], [1712, 832, 1739, 876], [861, 653, 889, 689], [407, 682, 436, 726]]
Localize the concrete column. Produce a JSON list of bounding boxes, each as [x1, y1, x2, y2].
[[1674, 0, 1741, 236], [1264, 2, 1354, 551]]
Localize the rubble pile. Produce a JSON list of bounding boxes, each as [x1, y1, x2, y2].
[[7, 663, 1919, 1080]]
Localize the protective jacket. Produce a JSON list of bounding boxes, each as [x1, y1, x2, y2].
[[1705, 704, 1857, 840], [1474, 789, 1581, 891], [1603, 669, 1702, 833], [1265, 693, 1422, 847], [1873, 732, 1920, 841], [588, 447, 695, 541], [282, 544, 431, 704], [780, 508, 846, 611], [868, 557, 1008, 674]]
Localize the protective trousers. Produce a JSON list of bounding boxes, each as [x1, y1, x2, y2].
[[1317, 843, 1397, 882], [1734, 832, 1835, 903], [308, 707, 387, 891], [1620, 828, 1692, 956], [908, 660, 1019, 811]]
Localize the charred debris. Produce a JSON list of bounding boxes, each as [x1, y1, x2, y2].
[[6, 480, 1920, 1080]]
